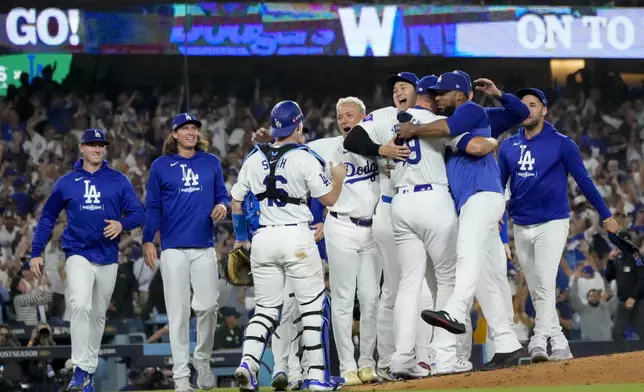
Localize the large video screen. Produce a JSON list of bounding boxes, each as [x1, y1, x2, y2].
[[1, 4, 642, 58]]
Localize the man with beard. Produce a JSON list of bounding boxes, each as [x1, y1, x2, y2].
[[496, 88, 617, 362], [394, 71, 523, 373]]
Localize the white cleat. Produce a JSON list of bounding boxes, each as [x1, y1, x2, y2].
[[174, 377, 195, 392], [391, 363, 430, 379], [192, 358, 215, 390], [431, 359, 473, 376], [550, 347, 573, 361]]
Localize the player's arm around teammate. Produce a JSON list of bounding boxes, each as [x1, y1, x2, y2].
[[229, 101, 347, 392], [30, 129, 144, 392], [142, 113, 230, 392]]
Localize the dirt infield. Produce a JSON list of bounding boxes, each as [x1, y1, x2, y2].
[[348, 351, 644, 390]]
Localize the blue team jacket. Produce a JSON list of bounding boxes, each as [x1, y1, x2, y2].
[[498, 122, 611, 226], [143, 151, 230, 250], [31, 160, 144, 264]]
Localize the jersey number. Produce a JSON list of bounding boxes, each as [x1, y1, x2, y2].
[[518, 147, 535, 171], [394, 136, 421, 165], [263, 175, 288, 207]]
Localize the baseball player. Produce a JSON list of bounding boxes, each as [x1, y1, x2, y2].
[[29, 128, 144, 392], [497, 88, 618, 362], [252, 96, 409, 384], [306, 96, 383, 386], [143, 113, 230, 392], [452, 74, 532, 369], [271, 198, 325, 391], [230, 100, 347, 392], [343, 73, 445, 378], [396, 71, 523, 373]]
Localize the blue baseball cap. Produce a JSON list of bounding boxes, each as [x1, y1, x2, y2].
[[429, 71, 472, 95], [172, 112, 202, 130], [454, 70, 472, 91], [515, 88, 548, 107], [269, 100, 309, 138], [385, 72, 419, 93], [417, 75, 438, 95], [80, 128, 109, 145]]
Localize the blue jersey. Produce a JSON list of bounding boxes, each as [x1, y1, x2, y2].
[[446, 101, 503, 213], [143, 151, 230, 250], [31, 160, 144, 264], [498, 122, 611, 226]]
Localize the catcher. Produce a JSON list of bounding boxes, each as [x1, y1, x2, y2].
[[226, 100, 346, 392]]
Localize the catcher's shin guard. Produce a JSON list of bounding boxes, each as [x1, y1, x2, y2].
[[294, 290, 332, 383], [241, 304, 282, 367]]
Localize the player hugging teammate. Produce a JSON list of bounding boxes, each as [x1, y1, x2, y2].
[[223, 72, 621, 391]]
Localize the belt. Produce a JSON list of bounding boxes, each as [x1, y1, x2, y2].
[[395, 183, 433, 195], [381, 195, 393, 204], [258, 223, 299, 229], [329, 211, 373, 227]]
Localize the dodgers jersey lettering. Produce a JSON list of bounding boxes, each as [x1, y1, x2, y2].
[[308, 136, 379, 218], [498, 122, 611, 226], [357, 106, 399, 198], [445, 101, 503, 213], [231, 145, 331, 226], [390, 107, 449, 189], [143, 151, 230, 250], [32, 160, 144, 264]]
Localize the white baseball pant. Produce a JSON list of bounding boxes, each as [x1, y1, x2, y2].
[[160, 248, 219, 380], [457, 237, 520, 361], [272, 279, 303, 382], [373, 198, 435, 368], [241, 225, 328, 382], [325, 214, 381, 374], [390, 185, 458, 371], [443, 192, 505, 323], [66, 255, 118, 373], [513, 218, 570, 352]]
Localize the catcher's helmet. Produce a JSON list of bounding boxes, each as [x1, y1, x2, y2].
[[270, 100, 309, 138]]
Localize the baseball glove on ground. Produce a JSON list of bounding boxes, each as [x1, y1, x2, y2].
[[222, 247, 254, 286]]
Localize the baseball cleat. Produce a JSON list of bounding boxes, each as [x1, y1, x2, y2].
[[357, 367, 378, 383], [530, 347, 549, 363], [301, 378, 342, 391], [81, 373, 95, 392], [192, 358, 216, 390], [391, 363, 430, 379], [235, 362, 258, 391], [481, 347, 527, 371], [421, 310, 466, 334], [271, 372, 289, 391], [288, 379, 303, 390], [550, 347, 573, 361], [375, 366, 398, 381], [67, 367, 90, 391], [340, 371, 362, 386], [431, 359, 473, 376], [173, 376, 195, 392]]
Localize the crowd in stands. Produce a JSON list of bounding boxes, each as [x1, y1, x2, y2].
[[0, 64, 642, 362]]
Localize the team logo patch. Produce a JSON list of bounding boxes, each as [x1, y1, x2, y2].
[[363, 113, 374, 122]]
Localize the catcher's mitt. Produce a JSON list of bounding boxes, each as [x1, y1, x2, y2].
[[221, 247, 254, 286]]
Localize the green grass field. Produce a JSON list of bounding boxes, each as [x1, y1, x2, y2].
[[116, 385, 643, 392]]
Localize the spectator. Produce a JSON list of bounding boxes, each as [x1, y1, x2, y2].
[[0, 323, 20, 347], [11, 266, 53, 326], [213, 307, 243, 350], [569, 268, 615, 341], [43, 220, 65, 320]]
